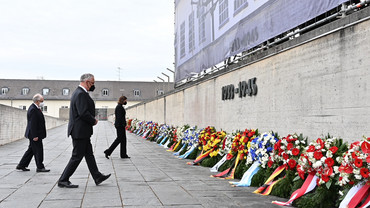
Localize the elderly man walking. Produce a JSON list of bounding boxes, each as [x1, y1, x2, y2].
[[58, 73, 110, 188]]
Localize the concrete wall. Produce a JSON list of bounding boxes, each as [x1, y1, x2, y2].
[[0, 104, 67, 145], [126, 10, 370, 143]]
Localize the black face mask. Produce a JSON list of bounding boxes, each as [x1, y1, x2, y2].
[[89, 85, 95, 92], [123, 101, 127, 105]]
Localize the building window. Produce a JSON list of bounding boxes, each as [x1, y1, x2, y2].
[[180, 21, 186, 58], [157, 90, 164, 95], [133, 89, 141, 97], [62, 88, 69, 96], [188, 12, 195, 52], [61, 106, 68, 109], [1, 87, 9, 95], [102, 89, 109, 96], [234, 0, 248, 16], [42, 88, 49, 96], [41, 106, 47, 112], [19, 105, 26, 110], [22, 87, 30, 95], [198, 7, 206, 43], [219, 0, 229, 28]]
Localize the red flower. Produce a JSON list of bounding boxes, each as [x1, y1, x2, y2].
[[322, 174, 330, 183], [329, 146, 338, 154], [287, 143, 294, 150], [361, 168, 370, 178], [226, 153, 234, 160], [352, 152, 358, 160], [325, 158, 335, 167], [282, 153, 289, 160], [243, 137, 249, 143], [240, 153, 245, 160], [355, 158, 363, 168], [316, 138, 325, 149], [349, 181, 355, 185], [314, 150, 323, 160], [307, 145, 316, 152], [288, 159, 297, 169], [247, 131, 254, 138], [274, 141, 281, 150], [367, 155, 370, 164], [292, 148, 300, 156], [268, 160, 273, 168], [339, 165, 353, 174], [350, 141, 360, 149], [361, 141, 370, 154]]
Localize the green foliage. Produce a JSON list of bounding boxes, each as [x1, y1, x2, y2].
[[218, 159, 234, 172], [156, 136, 164, 144], [294, 184, 341, 208], [179, 144, 188, 155], [250, 167, 275, 187], [234, 161, 249, 179], [167, 141, 175, 148], [201, 155, 221, 167], [251, 168, 266, 187], [174, 142, 184, 152], [270, 170, 295, 198], [187, 148, 200, 160], [290, 176, 305, 196]]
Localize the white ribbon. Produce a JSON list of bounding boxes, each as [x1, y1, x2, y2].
[[339, 183, 364, 208], [229, 161, 260, 187], [209, 155, 228, 172]]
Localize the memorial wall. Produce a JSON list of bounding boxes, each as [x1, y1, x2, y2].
[[127, 8, 370, 142]]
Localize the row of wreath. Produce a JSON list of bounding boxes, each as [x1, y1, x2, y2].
[[126, 119, 370, 208]]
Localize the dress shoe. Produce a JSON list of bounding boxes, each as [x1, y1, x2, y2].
[[95, 174, 111, 185], [58, 181, 79, 188], [104, 150, 110, 159], [36, 168, 50, 172], [16, 166, 30, 171], [121, 155, 130, 159]]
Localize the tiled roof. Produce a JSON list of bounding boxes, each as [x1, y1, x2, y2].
[[0, 79, 173, 101]]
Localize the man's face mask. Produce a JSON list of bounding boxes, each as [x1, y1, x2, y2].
[[89, 84, 95, 92]]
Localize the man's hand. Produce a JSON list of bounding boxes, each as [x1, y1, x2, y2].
[[33, 137, 39, 141], [94, 119, 98, 125]]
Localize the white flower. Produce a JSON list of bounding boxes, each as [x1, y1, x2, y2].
[[313, 161, 322, 169], [355, 174, 362, 180]]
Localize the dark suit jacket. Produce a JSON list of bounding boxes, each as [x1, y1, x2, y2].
[[25, 103, 46, 139], [114, 104, 126, 127], [68, 86, 96, 139]]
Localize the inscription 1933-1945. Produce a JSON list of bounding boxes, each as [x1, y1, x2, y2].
[[222, 77, 257, 100]]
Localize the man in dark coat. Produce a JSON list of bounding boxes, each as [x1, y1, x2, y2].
[[58, 73, 110, 188], [17, 93, 50, 172]]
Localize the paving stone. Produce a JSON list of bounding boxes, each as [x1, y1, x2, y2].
[[0, 121, 290, 207]]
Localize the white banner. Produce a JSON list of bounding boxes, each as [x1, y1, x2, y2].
[[174, 0, 348, 82]]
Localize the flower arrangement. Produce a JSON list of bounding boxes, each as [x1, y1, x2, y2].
[[294, 135, 347, 208], [267, 133, 307, 198], [337, 137, 370, 187], [247, 132, 278, 168]]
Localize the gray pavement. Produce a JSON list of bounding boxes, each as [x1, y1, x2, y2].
[[0, 121, 284, 208]]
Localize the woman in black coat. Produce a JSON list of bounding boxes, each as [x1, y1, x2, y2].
[[104, 96, 130, 159]]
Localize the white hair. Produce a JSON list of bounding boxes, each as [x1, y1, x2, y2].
[[32, 94, 43, 103], [80, 73, 94, 82]]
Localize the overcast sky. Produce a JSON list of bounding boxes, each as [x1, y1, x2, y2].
[[0, 1, 175, 82]]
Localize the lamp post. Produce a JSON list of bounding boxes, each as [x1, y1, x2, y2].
[[161, 72, 170, 92], [166, 68, 175, 83], [157, 76, 165, 95]]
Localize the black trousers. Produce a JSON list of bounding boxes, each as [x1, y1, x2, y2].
[[18, 139, 45, 169], [106, 126, 127, 158], [59, 138, 101, 182]]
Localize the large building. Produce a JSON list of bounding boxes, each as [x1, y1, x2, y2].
[[0, 79, 173, 119]]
